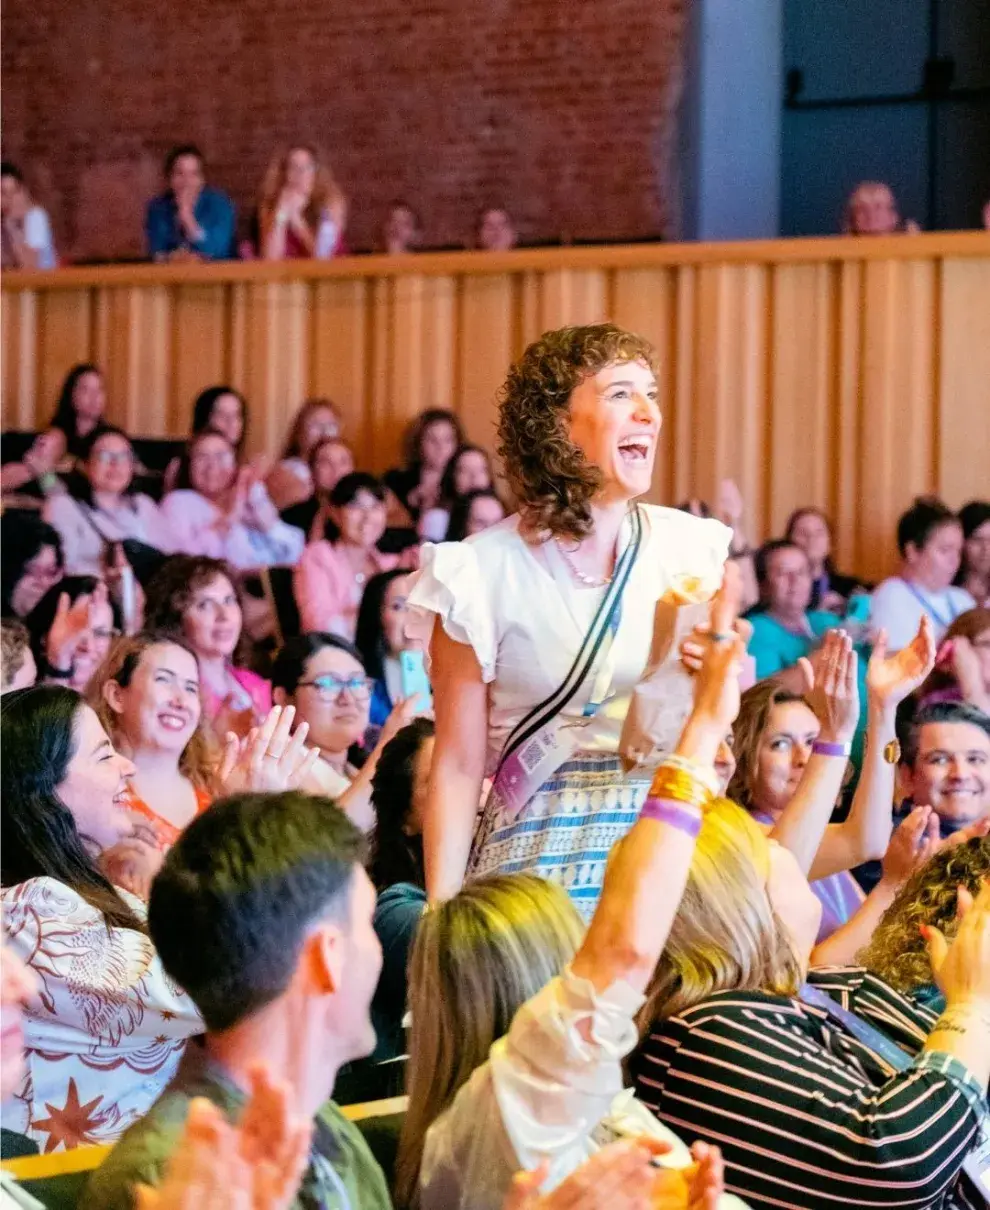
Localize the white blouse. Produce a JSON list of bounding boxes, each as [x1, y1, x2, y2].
[[161, 486, 305, 570], [1, 877, 202, 1151], [419, 966, 746, 1210], [407, 506, 730, 771], [44, 493, 177, 578]]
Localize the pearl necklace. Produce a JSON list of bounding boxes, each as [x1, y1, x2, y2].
[[555, 539, 613, 588]]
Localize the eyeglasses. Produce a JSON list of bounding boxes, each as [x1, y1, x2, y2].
[[192, 451, 236, 468], [297, 674, 373, 702], [92, 450, 133, 467]]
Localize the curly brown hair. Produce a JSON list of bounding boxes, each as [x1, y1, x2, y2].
[[496, 323, 658, 542], [143, 555, 250, 666], [859, 837, 990, 993]]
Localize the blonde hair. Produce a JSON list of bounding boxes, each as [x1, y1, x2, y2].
[[396, 874, 584, 1209], [639, 799, 802, 1029], [258, 144, 346, 241], [88, 632, 219, 793]]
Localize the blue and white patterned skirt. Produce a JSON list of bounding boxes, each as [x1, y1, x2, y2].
[[467, 753, 651, 922]]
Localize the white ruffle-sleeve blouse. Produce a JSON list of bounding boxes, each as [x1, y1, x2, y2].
[[406, 506, 730, 772]]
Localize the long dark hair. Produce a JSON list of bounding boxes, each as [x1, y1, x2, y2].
[[49, 363, 105, 454], [24, 576, 123, 671], [0, 685, 146, 931], [355, 569, 407, 681], [0, 513, 63, 618], [447, 489, 505, 542], [368, 718, 434, 891], [437, 444, 494, 508], [172, 430, 238, 494], [191, 385, 248, 452], [401, 408, 464, 472]]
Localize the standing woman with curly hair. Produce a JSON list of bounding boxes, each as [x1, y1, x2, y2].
[[258, 144, 347, 261], [407, 323, 731, 916]]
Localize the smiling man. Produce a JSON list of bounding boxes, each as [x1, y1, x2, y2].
[[899, 701, 990, 834]]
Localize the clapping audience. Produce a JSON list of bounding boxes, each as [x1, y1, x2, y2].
[[384, 408, 463, 524], [279, 434, 356, 539], [259, 144, 347, 261], [267, 397, 343, 512]]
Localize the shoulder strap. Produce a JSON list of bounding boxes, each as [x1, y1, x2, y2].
[[800, 982, 911, 1071], [495, 506, 644, 774]]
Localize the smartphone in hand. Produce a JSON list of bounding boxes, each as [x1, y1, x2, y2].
[[399, 648, 433, 711]]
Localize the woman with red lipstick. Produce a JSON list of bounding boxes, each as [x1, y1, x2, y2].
[[408, 324, 731, 917], [90, 633, 220, 850]]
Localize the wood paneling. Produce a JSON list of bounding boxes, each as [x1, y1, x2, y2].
[[4, 233, 989, 580]]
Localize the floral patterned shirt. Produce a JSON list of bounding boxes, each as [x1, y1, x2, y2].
[[0, 878, 202, 1153]]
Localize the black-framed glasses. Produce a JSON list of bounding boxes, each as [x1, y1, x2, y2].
[[297, 674, 373, 702]]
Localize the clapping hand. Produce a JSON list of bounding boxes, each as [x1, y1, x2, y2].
[[45, 580, 109, 672], [878, 805, 942, 889], [135, 1065, 312, 1210], [99, 825, 164, 902], [798, 629, 860, 744], [867, 615, 937, 713], [922, 879, 990, 1009], [219, 705, 320, 795], [691, 573, 747, 734]]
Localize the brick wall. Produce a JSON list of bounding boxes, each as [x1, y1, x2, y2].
[[1, 0, 687, 262]]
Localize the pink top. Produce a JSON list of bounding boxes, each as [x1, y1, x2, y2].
[[200, 665, 273, 739], [294, 540, 400, 640]]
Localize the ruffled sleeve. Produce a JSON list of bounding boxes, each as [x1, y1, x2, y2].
[[406, 541, 498, 683], [643, 508, 731, 600]]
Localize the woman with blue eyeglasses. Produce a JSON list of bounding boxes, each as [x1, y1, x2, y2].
[[271, 632, 422, 830]]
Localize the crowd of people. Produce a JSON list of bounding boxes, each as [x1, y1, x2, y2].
[[4, 148, 990, 270], [1, 321, 989, 1210]]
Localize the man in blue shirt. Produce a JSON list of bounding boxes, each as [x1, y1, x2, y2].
[[145, 143, 235, 261]]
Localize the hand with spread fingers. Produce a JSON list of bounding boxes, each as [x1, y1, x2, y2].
[[878, 805, 942, 891], [867, 615, 938, 713], [797, 629, 860, 745], [134, 1066, 312, 1210], [219, 705, 320, 795], [46, 580, 110, 672]]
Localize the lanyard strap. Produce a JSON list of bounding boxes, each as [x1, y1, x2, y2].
[[495, 507, 643, 774], [901, 579, 957, 631], [800, 983, 911, 1071]]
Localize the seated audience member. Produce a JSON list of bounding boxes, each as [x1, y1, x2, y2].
[[917, 606, 990, 712], [1, 685, 201, 1152], [957, 498, 990, 606], [294, 472, 402, 640], [48, 363, 109, 462], [384, 408, 463, 524], [384, 202, 422, 254], [266, 397, 343, 511], [162, 431, 304, 570], [89, 632, 219, 848], [162, 385, 251, 494], [80, 790, 392, 1210], [476, 205, 517, 251], [355, 718, 435, 1077], [446, 487, 507, 542], [25, 576, 118, 692], [898, 700, 990, 838], [0, 161, 57, 270], [419, 443, 497, 541], [43, 427, 175, 577], [355, 569, 426, 727], [843, 181, 920, 234], [259, 144, 347, 261], [397, 614, 742, 1210], [279, 435, 356, 539], [784, 506, 868, 611], [0, 618, 36, 693], [0, 514, 63, 619], [814, 810, 990, 975], [144, 555, 271, 737], [871, 496, 974, 650], [271, 632, 419, 830], [630, 799, 988, 1209], [145, 144, 236, 262], [728, 621, 935, 939], [858, 835, 990, 1009]]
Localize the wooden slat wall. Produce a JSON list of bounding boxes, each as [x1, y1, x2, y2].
[[3, 233, 989, 582]]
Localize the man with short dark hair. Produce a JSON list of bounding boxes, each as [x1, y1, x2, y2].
[[83, 791, 390, 1210], [898, 700, 990, 835], [145, 144, 235, 262]]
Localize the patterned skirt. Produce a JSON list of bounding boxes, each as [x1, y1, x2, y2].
[[467, 753, 652, 922]]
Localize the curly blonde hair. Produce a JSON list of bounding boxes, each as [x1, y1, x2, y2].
[[859, 837, 990, 994], [497, 323, 658, 542]]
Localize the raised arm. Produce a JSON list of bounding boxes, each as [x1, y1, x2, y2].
[[573, 583, 745, 995], [424, 623, 489, 901]]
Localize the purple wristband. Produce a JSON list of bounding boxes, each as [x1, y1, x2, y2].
[[812, 740, 852, 758], [639, 796, 703, 838]]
